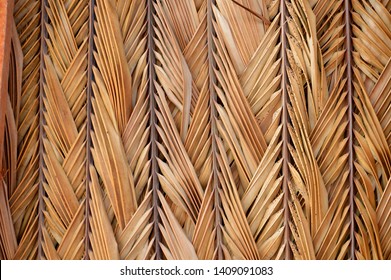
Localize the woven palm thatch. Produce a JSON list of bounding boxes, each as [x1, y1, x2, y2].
[[0, 0, 390, 260]]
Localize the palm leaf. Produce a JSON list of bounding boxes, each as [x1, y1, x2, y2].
[[0, 15, 22, 259], [89, 0, 152, 259], [153, 0, 211, 258], [351, 0, 391, 259], [37, 0, 89, 259], [212, 0, 286, 259]]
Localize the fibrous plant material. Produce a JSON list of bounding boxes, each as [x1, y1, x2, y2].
[[0, 0, 390, 260]]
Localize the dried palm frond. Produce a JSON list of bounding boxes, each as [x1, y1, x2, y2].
[[1, 16, 24, 260], [39, 0, 90, 259], [153, 0, 212, 259], [3, 0, 40, 260], [349, 0, 391, 260], [89, 0, 153, 259]]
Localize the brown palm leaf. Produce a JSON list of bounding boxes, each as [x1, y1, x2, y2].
[[89, 0, 152, 259]]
